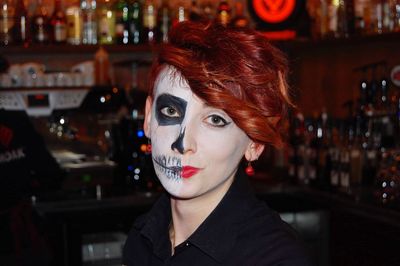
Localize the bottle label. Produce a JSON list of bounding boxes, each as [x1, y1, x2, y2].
[[66, 7, 82, 44], [54, 23, 67, 42]]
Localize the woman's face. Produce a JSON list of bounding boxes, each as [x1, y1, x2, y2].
[[144, 66, 256, 199]]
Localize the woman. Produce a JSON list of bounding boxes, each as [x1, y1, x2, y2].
[[123, 21, 313, 266]]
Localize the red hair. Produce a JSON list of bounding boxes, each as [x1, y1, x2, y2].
[[148, 21, 292, 148]]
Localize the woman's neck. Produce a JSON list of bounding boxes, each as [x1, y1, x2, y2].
[[169, 175, 235, 250]]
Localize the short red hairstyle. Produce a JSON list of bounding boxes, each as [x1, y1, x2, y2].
[[148, 21, 292, 148]]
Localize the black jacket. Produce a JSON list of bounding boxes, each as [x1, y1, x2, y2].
[[123, 169, 314, 266]]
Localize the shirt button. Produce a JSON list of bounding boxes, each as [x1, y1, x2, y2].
[[185, 242, 190, 247]]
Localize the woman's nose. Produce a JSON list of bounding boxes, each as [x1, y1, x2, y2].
[[171, 126, 197, 155]]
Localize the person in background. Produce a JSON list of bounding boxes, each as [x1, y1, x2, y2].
[[123, 21, 314, 265], [0, 56, 65, 266]]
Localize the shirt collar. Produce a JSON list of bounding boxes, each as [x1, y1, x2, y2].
[[136, 167, 256, 263], [188, 168, 256, 263]]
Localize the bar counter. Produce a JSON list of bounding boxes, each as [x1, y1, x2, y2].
[[32, 174, 400, 266]]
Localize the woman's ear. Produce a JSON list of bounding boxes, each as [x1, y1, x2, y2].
[[144, 96, 153, 138], [244, 141, 265, 162]]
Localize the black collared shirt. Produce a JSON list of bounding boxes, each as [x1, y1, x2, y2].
[[123, 170, 314, 266]]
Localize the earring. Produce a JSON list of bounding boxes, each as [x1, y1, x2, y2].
[[146, 138, 152, 153], [245, 161, 255, 176]]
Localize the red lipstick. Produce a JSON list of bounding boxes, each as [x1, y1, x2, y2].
[[181, 166, 200, 179]]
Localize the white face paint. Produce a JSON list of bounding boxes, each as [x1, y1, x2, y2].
[[146, 66, 252, 199]]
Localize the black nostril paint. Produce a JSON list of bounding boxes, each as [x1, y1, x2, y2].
[[171, 128, 186, 154]]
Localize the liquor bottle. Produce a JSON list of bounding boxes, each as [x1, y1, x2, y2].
[[66, 4, 82, 45], [94, 46, 110, 85], [338, 121, 351, 194], [115, 0, 129, 44], [336, 0, 348, 37], [316, 109, 332, 190], [98, 0, 116, 44], [172, 0, 188, 26], [189, 0, 203, 22], [128, 0, 142, 44], [81, 0, 97, 45], [0, 0, 14, 45], [230, 1, 249, 28], [306, 116, 319, 187], [329, 121, 341, 191], [50, 0, 67, 44], [157, 0, 171, 43], [31, 0, 50, 44], [216, 0, 231, 27], [142, 0, 156, 44], [201, 1, 215, 22], [12, 0, 28, 45]]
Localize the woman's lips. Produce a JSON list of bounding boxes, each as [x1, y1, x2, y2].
[[181, 166, 201, 179]]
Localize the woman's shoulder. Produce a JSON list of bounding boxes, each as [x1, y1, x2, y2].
[[231, 199, 314, 265]]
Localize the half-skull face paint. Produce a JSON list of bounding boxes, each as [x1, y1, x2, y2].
[[146, 66, 252, 199]]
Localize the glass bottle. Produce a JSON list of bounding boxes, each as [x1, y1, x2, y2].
[[142, 0, 156, 44], [81, 0, 97, 45], [12, 0, 28, 45], [50, 0, 67, 44], [201, 1, 215, 22], [98, 0, 116, 44], [0, 0, 14, 45], [215, 0, 231, 27], [157, 0, 170, 43], [128, 0, 142, 44], [31, 0, 50, 44], [172, 0, 188, 27], [230, 1, 249, 28], [66, 4, 82, 45], [115, 0, 129, 44], [189, 0, 202, 22], [94, 46, 110, 86]]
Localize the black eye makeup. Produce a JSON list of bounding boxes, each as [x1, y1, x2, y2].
[[155, 93, 188, 126], [205, 114, 231, 128]]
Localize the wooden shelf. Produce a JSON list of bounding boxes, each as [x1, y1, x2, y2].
[[0, 43, 158, 55], [274, 32, 400, 52]]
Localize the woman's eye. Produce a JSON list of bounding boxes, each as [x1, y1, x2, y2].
[[206, 115, 230, 127], [160, 106, 180, 117]]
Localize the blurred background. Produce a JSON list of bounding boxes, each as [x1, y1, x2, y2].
[[0, 0, 399, 265]]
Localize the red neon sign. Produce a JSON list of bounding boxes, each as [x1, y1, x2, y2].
[[252, 0, 296, 23]]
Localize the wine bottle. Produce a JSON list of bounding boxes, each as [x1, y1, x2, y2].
[[31, 0, 51, 44], [12, 0, 28, 45], [128, 0, 142, 44], [115, 0, 129, 44], [50, 0, 67, 44], [0, 0, 14, 45]]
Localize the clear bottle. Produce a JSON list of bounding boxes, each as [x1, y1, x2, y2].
[[81, 0, 97, 45], [12, 0, 28, 45], [98, 0, 115, 44], [128, 0, 142, 44], [157, 0, 171, 43], [115, 0, 129, 44], [31, 0, 50, 44], [142, 0, 156, 44], [172, 0, 188, 27], [50, 0, 67, 44]]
